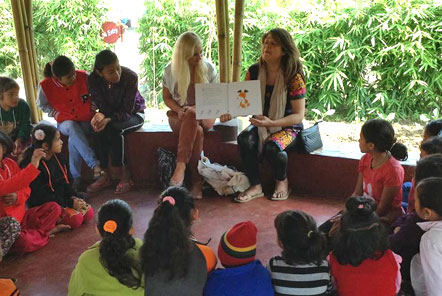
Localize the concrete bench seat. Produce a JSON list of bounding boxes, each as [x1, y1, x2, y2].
[[124, 123, 415, 199]]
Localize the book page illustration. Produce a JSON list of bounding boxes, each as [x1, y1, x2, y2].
[[195, 83, 228, 119], [228, 80, 262, 117]]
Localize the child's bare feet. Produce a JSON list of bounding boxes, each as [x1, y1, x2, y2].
[[170, 162, 186, 186], [49, 224, 71, 237]]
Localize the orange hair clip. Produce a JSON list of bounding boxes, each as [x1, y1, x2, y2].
[[103, 220, 117, 234]]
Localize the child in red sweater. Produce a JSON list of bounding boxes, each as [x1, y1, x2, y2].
[[330, 196, 402, 296], [0, 131, 64, 254]]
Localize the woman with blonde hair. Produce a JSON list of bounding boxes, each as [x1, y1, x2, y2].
[[221, 28, 306, 202], [162, 32, 218, 199]]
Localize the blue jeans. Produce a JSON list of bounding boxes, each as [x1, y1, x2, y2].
[[58, 120, 99, 179]]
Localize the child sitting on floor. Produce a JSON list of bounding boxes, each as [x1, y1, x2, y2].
[[140, 186, 217, 296], [20, 124, 93, 230], [0, 77, 32, 158], [390, 154, 442, 294], [69, 199, 143, 295], [268, 210, 333, 296], [0, 131, 64, 254], [204, 221, 274, 296], [410, 177, 442, 296], [330, 196, 401, 296]]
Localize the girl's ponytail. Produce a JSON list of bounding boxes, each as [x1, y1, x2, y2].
[[140, 186, 195, 279], [99, 232, 141, 288], [97, 199, 141, 289], [275, 210, 327, 265], [390, 141, 408, 161], [43, 62, 53, 78]]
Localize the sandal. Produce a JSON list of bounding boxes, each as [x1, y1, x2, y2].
[[115, 179, 134, 194], [93, 166, 103, 180], [86, 173, 111, 193], [234, 191, 264, 203], [271, 188, 292, 201]]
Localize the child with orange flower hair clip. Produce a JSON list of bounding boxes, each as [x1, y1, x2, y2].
[[69, 199, 143, 296]]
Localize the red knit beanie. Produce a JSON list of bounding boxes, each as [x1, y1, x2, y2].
[[218, 221, 257, 267]]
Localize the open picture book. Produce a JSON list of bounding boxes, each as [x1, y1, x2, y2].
[[195, 80, 262, 119]]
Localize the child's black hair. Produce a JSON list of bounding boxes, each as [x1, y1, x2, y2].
[[415, 154, 442, 184], [140, 186, 195, 280], [0, 131, 14, 157], [416, 177, 442, 217], [98, 199, 141, 288], [43, 56, 75, 78], [361, 119, 408, 161], [332, 196, 389, 267], [0, 77, 19, 99], [275, 210, 327, 265], [421, 136, 442, 155], [424, 119, 442, 138], [20, 124, 58, 167], [94, 49, 119, 72]]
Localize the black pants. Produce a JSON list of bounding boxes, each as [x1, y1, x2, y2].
[[237, 125, 295, 186], [93, 113, 144, 169]]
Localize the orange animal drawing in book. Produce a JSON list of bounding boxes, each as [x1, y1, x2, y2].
[[237, 89, 250, 108]]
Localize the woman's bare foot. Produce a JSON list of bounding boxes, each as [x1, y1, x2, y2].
[[271, 179, 291, 201], [49, 224, 71, 237], [234, 184, 263, 202], [170, 162, 186, 186], [191, 184, 203, 200]]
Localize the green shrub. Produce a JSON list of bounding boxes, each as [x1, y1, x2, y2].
[[138, 0, 441, 121], [0, 0, 108, 79]]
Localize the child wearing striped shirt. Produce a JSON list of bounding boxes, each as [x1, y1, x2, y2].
[[268, 210, 333, 296]]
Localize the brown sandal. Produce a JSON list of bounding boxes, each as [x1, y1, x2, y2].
[[87, 173, 111, 193]]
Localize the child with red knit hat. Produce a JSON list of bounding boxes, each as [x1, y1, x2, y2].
[[204, 221, 274, 296]]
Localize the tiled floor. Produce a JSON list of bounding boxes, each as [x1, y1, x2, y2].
[[0, 187, 344, 295]]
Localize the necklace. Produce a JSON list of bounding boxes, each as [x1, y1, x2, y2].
[[371, 152, 390, 169]]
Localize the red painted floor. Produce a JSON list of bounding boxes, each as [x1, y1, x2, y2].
[[0, 187, 344, 295]]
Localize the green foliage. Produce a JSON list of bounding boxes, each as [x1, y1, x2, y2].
[[138, 0, 441, 121], [0, 0, 108, 79], [0, 1, 21, 78], [33, 0, 109, 76]]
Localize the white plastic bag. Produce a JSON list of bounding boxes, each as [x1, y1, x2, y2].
[[197, 152, 249, 196]]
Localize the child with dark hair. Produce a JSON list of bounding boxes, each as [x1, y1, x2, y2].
[[68, 199, 143, 295], [390, 154, 442, 294], [268, 210, 332, 296], [21, 124, 93, 230], [204, 221, 274, 296], [353, 119, 407, 224], [420, 136, 442, 158], [0, 130, 63, 254], [422, 119, 442, 142], [330, 196, 401, 296], [0, 77, 32, 156], [87, 49, 146, 194], [140, 186, 216, 295], [410, 177, 442, 296], [38, 55, 101, 190]]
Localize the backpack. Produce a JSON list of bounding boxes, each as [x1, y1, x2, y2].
[[157, 148, 176, 189]]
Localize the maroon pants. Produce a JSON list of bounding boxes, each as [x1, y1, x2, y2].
[[167, 107, 214, 184], [12, 202, 61, 253]]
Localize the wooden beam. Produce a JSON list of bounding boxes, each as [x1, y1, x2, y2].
[[223, 0, 230, 82], [215, 0, 228, 83], [232, 0, 244, 82], [11, 0, 40, 123]]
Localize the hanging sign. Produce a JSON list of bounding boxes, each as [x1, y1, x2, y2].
[[101, 22, 121, 44]]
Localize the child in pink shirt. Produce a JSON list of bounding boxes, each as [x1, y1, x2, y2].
[[353, 119, 408, 224]]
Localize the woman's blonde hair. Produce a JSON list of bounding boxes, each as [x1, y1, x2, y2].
[[171, 32, 208, 105]]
